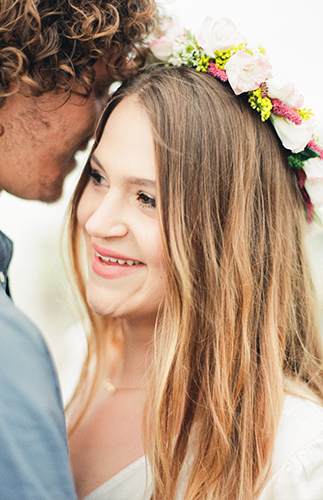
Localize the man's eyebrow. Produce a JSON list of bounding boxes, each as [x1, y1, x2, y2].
[[91, 154, 155, 187]]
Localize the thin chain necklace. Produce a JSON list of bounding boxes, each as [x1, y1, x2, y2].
[[102, 378, 145, 394]]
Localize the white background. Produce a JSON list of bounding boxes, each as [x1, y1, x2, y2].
[[0, 0, 322, 356]]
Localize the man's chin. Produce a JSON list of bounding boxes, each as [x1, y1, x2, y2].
[[33, 186, 62, 203], [37, 177, 65, 203], [39, 159, 77, 203], [41, 188, 64, 204]]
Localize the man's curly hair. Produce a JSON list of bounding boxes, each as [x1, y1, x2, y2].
[[0, 0, 158, 107]]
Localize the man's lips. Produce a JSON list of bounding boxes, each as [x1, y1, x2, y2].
[[77, 137, 91, 152], [67, 137, 92, 172]]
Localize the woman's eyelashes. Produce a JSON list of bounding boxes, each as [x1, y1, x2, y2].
[[137, 192, 156, 209], [86, 162, 156, 209], [87, 163, 108, 186]]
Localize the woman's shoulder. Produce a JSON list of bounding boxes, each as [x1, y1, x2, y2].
[[259, 393, 323, 500], [274, 393, 323, 465]]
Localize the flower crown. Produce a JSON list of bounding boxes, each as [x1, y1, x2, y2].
[[150, 17, 323, 224]]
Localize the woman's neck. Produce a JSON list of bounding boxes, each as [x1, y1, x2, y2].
[[109, 316, 155, 389]]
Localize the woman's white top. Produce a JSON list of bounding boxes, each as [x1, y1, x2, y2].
[[80, 394, 323, 500], [259, 394, 323, 500], [83, 456, 152, 500], [56, 328, 323, 499]]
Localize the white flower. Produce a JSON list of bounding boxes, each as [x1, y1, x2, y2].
[[244, 42, 266, 58], [303, 156, 323, 180], [196, 17, 246, 56], [225, 50, 272, 95], [267, 77, 304, 108], [305, 179, 323, 208], [270, 115, 316, 153], [168, 31, 202, 67], [150, 21, 186, 61], [303, 156, 323, 208]]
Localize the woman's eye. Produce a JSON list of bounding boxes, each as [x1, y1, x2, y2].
[[137, 192, 156, 208], [86, 163, 108, 186]]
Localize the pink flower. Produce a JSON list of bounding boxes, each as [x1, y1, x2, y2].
[[225, 51, 272, 95], [307, 140, 323, 160], [207, 62, 228, 82], [150, 21, 186, 61], [271, 99, 302, 125], [197, 17, 246, 57]]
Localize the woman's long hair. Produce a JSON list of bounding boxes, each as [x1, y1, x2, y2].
[[68, 66, 323, 500]]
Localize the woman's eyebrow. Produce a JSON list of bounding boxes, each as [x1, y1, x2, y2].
[[126, 177, 156, 188], [91, 154, 104, 170], [91, 154, 155, 187]]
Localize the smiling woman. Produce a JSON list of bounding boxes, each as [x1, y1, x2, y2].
[[67, 95, 166, 499], [76, 97, 165, 322], [66, 62, 323, 500]]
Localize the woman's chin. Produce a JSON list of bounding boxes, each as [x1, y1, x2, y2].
[[87, 300, 112, 318], [86, 291, 111, 317]]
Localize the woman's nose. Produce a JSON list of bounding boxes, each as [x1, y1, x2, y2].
[[85, 194, 129, 239]]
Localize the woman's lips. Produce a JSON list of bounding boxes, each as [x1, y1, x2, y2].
[[91, 242, 142, 263], [91, 243, 144, 279]]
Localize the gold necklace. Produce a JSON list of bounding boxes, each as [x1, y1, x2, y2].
[[102, 378, 145, 394]]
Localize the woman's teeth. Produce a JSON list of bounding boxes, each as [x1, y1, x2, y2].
[[96, 252, 140, 266]]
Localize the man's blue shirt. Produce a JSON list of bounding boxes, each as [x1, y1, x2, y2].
[[0, 231, 77, 499]]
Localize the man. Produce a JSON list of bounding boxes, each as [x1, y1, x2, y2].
[[0, 1, 158, 498]]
